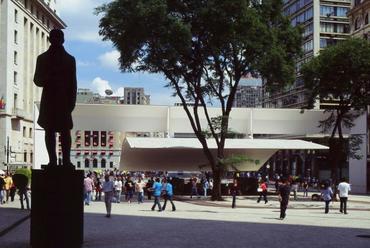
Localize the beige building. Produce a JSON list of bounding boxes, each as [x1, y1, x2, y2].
[[263, 0, 352, 109], [348, 0, 370, 38], [0, 0, 65, 170], [124, 87, 150, 105]]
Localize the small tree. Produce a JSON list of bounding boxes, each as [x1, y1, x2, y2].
[[301, 38, 370, 181], [97, 0, 302, 200]]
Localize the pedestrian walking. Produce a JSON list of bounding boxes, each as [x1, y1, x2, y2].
[[302, 181, 309, 197], [190, 178, 199, 198], [0, 174, 5, 205], [203, 179, 209, 198], [151, 178, 162, 211], [337, 177, 351, 214], [135, 178, 145, 203], [162, 180, 176, 211], [229, 180, 239, 208], [12, 174, 30, 210], [125, 176, 134, 203], [257, 180, 268, 204], [278, 178, 291, 220], [4, 173, 13, 203], [321, 183, 333, 214], [291, 180, 298, 200], [84, 174, 94, 206], [114, 177, 122, 203], [102, 174, 114, 218], [146, 177, 154, 200]]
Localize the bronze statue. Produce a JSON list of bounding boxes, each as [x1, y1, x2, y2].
[[34, 29, 77, 167]]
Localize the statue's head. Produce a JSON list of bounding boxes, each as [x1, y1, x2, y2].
[[49, 29, 64, 46]]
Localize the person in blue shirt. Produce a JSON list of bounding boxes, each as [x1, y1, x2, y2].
[[162, 179, 176, 211], [151, 178, 162, 211]]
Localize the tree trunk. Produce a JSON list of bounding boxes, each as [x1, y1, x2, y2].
[[211, 168, 222, 201]]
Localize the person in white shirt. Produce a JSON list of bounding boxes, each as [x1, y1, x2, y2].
[[114, 178, 123, 203], [337, 177, 351, 214], [102, 174, 114, 218]]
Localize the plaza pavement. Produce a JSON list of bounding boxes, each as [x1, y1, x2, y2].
[[1, 194, 370, 248]]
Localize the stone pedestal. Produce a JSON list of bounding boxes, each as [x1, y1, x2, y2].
[[31, 167, 84, 248]]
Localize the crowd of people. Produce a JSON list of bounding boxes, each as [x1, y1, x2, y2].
[[1, 168, 353, 221]]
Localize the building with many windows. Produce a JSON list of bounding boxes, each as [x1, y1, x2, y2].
[[348, 0, 370, 190], [262, 0, 351, 109], [234, 85, 262, 108], [0, 0, 65, 170], [123, 87, 150, 105]]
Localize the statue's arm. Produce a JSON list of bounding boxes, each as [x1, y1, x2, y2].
[[33, 56, 45, 87], [70, 57, 77, 112]]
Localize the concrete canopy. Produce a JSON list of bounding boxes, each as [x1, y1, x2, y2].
[[120, 137, 328, 171]]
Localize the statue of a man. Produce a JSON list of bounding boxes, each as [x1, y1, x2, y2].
[[34, 29, 77, 167]]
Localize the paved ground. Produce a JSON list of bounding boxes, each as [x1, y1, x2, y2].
[[1, 194, 370, 248]]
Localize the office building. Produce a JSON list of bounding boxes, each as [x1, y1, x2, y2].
[[124, 87, 150, 105], [263, 0, 351, 109]]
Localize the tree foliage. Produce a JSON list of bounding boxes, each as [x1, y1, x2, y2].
[[97, 0, 302, 199], [302, 38, 370, 179]]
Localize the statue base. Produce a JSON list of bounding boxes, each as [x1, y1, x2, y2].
[[30, 166, 84, 248]]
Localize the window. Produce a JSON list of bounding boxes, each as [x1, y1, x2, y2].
[[85, 158, 90, 168], [303, 39, 313, 52], [29, 128, 32, 138], [92, 131, 99, 146], [23, 126, 26, 137], [110, 161, 114, 168], [84, 131, 91, 146], [24, 151, 27, 162], [101, 159, 106, 168], [14, 30, 18, 44], [365, 14, 369, 25], [355, 17, 361, 30], [14, 71, 18, 84], [24, 0, 28, 9], [14, 9, 18, 23], [14, 51, 18, 65], [101, 131, 107, 147], [93, 158, 98, 168], [14, 93, 18, 109], [30, 152, 33, 163], [77, 161, 81, 168]]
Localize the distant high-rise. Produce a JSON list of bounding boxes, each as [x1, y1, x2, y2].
[[124, 87, 150, 105], [234, 85, 262, 108], [263, 0, 351, 109], [0, 0, 66, 169]]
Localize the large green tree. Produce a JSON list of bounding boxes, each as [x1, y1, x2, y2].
[[302, 38, 370, 181], [97, 0, 302, 200]]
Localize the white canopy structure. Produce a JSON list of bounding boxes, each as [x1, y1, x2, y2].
[[120, 137, 328, 171]]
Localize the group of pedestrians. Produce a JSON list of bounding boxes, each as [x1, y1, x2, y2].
[[0, 172, 30, 210]]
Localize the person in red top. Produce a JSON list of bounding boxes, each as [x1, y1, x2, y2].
[[257, 180, 268, 204]]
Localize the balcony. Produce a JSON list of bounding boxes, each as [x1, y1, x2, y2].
[[11, 108, 26, 119]]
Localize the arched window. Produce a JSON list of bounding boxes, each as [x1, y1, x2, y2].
[[84, 158, 90, 168], [93, 158, 98, 168], [355, 17, 361, 30], [101, 158, 106, 168], [365, 14, 369, 25]]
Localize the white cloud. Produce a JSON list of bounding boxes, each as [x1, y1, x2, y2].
[[77, 60, 93, 67], [91, 77, 112, 96], [98, 50, 120, 71], [56, 0, 109, 43]]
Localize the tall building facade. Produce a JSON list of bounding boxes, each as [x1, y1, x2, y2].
[[0, 0, 65, 170], [348, 0, 370, 191], [234, 85, 262, 108], [263, 0, 351, 109], [124, 87, 150, 105]]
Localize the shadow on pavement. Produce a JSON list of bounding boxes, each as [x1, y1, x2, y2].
[[1, 212, 370, 248]]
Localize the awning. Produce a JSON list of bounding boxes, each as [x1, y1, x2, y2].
[[120, 137, 328, 171]]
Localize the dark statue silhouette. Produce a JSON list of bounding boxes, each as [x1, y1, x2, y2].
[[34, 29, 77, 167]]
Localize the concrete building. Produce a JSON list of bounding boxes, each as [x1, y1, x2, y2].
[[234, 85, 262, 108], [34, 104, 368, 193], [124, 87, 150, 105], [348, 0, 370, 190], [263, 0, 351, 108], [0, 0, 65, 170], [76, 88, 124, 105]]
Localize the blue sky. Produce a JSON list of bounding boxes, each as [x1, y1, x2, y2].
[[57, 0, 178, 105]]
